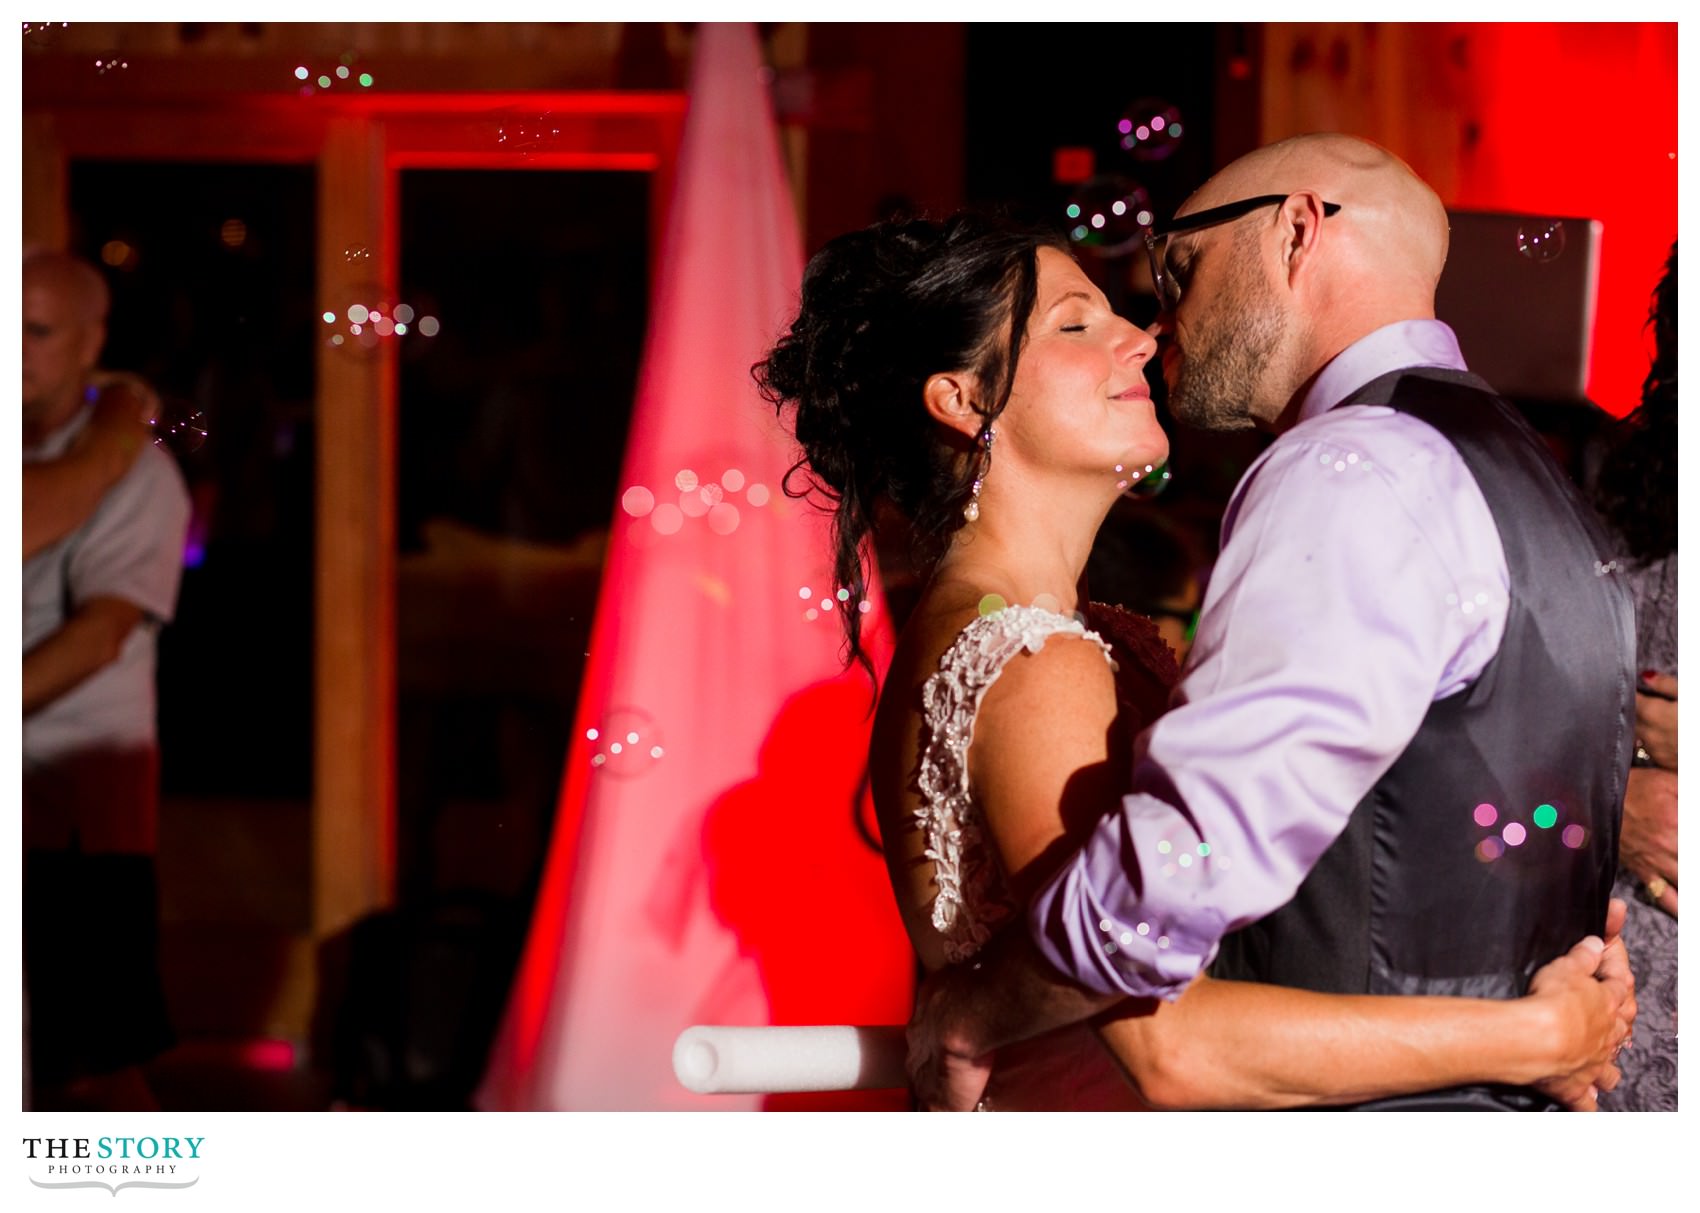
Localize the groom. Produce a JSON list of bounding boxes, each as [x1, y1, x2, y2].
[[908, 133, 1637, 1111]]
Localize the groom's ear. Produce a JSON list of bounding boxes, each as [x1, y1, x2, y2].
[[923, 370, 985, 441], [1277, 190, 1329, 289]]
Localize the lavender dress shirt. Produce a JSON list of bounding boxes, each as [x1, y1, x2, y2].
[[1030, 320, 1512, 998]]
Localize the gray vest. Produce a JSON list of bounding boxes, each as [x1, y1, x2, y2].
[[1211, 369, 1636, 1111]]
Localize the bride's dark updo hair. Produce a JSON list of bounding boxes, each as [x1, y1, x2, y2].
[[755, 212, 1068, 672]]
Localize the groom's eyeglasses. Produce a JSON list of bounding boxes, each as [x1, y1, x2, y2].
[[1143, 194, 1342, 312]]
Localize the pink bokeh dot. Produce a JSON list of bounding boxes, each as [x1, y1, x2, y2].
[[1473, 802, 1498, 828], [707, 502, 740, 535], [1502, 822, 1527, 847], [1562, 824, 1587, 849], [650, 503, 684, 535], [621, 485, 655, 517]]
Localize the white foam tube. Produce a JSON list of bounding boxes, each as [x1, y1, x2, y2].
[[672, 1025, 909, 1094]]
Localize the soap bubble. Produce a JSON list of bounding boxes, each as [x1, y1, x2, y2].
[[1118, 458, 1173, 499], [1117, 98, 1185, 162], [22, 21, 69, 50], [584, 705, 665, 779], [494, 111, 562, 158], [1515, 220, 1566, 263], [1064, 175, 1152, 257], [148, 396, 209, 455]]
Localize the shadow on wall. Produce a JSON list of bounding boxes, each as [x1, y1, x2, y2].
[[701, 675, 915, 1111]]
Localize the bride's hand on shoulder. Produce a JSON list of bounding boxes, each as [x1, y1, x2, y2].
[[1523, 898, 1637, 1110]]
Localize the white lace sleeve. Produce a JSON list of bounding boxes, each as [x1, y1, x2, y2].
[[915, 605, 1116, 963]]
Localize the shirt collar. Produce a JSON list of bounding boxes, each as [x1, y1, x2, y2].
[[1295, 319, 1469, 424], [22, 402, 95, 463]]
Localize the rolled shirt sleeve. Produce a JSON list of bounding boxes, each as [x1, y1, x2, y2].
[[1030, 406, 1509, 998]]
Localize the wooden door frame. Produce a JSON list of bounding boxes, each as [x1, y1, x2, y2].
[[23, 91, 686, 946]]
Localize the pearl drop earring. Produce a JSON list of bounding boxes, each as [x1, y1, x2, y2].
[[964, 422, 995, 523]]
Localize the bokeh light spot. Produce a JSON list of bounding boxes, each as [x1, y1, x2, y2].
[[707, 503, 741, 535], [1533, 804, 1558, 829]]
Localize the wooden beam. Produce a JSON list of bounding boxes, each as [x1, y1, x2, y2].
[[21, 114, 68, 251], [313, 115, 398, 939]]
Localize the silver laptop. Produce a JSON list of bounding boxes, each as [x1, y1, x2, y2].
[[1434, 210, 1603, 405]]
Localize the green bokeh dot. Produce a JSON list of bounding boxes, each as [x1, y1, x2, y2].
[[1533, 804, 1558, 829], [977, 593, 1007, 617]]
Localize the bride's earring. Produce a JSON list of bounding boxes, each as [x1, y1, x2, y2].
[[964, 422, 995, 523]]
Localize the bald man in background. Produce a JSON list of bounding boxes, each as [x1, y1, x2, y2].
[[23, 250, 190, 1109], [908, 134, 1637, 1111]]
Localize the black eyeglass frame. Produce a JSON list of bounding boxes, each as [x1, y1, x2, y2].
[[1143, 194, 1342, 311]]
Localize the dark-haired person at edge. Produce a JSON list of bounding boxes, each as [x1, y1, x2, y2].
[[758, 172, 1633, 1110], [891, 133, 1639, 1111], [23, 250, 189, 1111], [1591, 242, 1677, 1111]]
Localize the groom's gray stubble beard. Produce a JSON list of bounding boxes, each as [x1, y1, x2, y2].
[[1166, 277, 1286, 433]]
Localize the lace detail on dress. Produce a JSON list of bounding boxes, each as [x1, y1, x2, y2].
[[916, 605, 1116, 963]]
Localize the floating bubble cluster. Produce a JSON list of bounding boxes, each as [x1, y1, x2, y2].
[[1064, 176, 1153, 257], [1117, 98, 1185, 161], [320, 284, 436, 355], [1515, 220, 1566, 263], [621, 466, 768, 541]]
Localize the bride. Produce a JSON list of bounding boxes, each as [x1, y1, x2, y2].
[[756, 212, 1634, 1110]]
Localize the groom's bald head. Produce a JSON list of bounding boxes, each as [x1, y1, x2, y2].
[[1182, 133, 1449, 303], [1157, 134, 1451, 429]]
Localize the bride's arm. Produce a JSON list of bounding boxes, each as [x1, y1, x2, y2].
[[969, 637, 1635, 1111]]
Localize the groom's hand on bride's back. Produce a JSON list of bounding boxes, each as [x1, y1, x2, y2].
[[907, 963, 995, 1111]]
